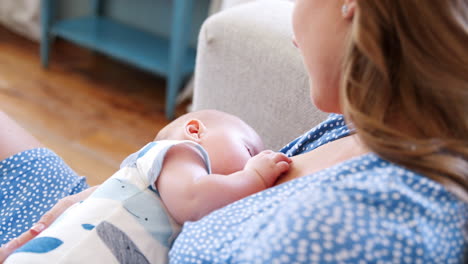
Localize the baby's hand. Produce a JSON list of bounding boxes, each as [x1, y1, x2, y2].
[[244, 150, 292, 188]]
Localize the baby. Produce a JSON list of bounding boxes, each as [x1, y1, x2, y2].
[[6, 109, 291, 264]]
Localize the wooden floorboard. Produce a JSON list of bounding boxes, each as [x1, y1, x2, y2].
[[0, 26, 190, 185]]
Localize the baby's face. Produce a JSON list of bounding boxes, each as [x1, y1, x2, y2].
[[202, 119, 264, 175]]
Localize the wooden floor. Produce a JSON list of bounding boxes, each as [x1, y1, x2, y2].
[[0, 26, 190, 186]]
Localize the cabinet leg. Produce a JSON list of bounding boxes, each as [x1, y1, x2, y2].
[[92, 0, 103, 16], [40, 0, 55, 68], [166, 0, 194, 120]]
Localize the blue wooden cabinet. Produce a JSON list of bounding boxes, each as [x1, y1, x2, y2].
[[41, 0, 198, 119]]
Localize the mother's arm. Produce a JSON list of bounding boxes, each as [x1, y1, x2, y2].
[[0, 111, 43, 161], [0, 110, 44, 262], [0, 111, 98, 261], [0, 186, 99, 262]]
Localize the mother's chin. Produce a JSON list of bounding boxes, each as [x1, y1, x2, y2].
[[309, 86, 342, 115]]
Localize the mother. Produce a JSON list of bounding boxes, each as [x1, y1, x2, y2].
[[2, 0, 468, 262]]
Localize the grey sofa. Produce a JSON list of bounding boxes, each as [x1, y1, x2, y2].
[[192, 0, 327, 150]]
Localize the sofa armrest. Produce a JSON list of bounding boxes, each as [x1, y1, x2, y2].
[[193, 0, 327, 150]]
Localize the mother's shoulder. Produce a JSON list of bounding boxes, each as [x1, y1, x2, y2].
[[286, 152, 463, 211]]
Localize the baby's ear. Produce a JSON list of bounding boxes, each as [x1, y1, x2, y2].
[[183, 119, 206, 142]]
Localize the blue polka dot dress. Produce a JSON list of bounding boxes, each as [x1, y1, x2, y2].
[[0, 148, 88, 246], [169, 114, 468, 263]]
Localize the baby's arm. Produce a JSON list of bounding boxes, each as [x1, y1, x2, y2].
[[157, 145, 291, 225]]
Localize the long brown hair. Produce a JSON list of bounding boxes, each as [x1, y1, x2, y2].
[[342, 0, 468, 200]]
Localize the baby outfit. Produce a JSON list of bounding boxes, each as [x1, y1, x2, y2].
[[6, 140, 211, 264]]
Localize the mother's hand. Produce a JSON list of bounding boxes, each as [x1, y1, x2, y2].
[[0, 185, 99, 263]]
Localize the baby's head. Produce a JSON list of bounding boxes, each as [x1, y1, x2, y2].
[[156, 109, 264, 174]]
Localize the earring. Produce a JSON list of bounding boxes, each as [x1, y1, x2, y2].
[[342, 4, 349, 16]]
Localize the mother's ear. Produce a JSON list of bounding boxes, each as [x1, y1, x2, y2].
[[342, 0, 356, 20], [184, 119, 206, 142]]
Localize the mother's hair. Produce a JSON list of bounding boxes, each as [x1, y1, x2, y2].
[[341, 0, 468, 200]]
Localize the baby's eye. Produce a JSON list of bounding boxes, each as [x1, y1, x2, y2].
[[245, 146, 253, 157]]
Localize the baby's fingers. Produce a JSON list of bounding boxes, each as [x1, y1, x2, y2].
[[37, 185, 98, 228], [275, 161, 291, 173], [272, 153, 292, 164]]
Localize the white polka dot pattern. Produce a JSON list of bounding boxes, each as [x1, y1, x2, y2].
[[169, 115, 468, 263], [0, 148, 88, 246]]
